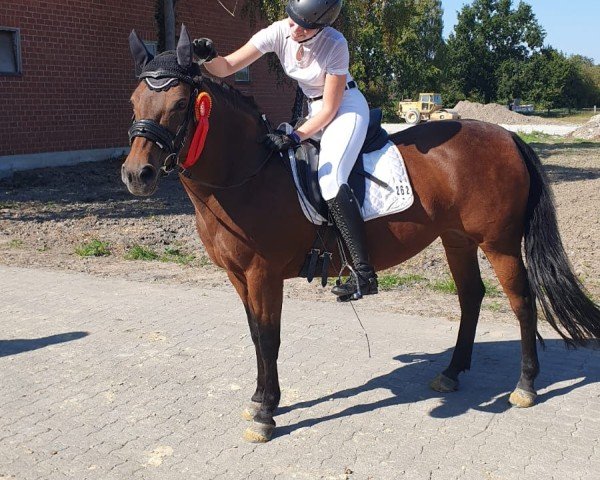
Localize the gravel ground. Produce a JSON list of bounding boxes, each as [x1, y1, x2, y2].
[[1, 137, 598, 328]]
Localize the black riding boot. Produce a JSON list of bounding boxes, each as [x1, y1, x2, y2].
[[327, 184, 378, 301]]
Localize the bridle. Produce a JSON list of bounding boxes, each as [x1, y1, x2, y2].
[[128, 75, 201, 175], [127, 70, 276, 189]]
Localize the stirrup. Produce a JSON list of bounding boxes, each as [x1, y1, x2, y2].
[[332, 270, 378, 302]]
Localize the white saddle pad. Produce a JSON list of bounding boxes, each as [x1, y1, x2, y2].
[[289, 141, 414, 225], [360, 141, 414, 221]]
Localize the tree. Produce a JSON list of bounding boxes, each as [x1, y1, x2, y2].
[[444, 0, 545, 103], [568, 55, 600, 107], [497, 49, 600, 112]]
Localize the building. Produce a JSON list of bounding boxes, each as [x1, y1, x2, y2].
[[0, 0, 296, 176]]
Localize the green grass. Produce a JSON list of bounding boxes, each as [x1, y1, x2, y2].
[[198, 255, 213, 267], [517, 131, 596, 145], [124, 245, 159, 261], [0, 201, 17, 210], [75, 239, 111, 257], [430, 277, 458, 294], [161, 247, 195, 265], [124, 245, 196, 264], [517, 131, 562, 144], [378, 273, 428, 291], [483, 279, 502, 297], [8, 239, 24, 248]]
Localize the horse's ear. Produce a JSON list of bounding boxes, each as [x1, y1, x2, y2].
[[176, 24, 193, 69], [129, 29, 153, 76]]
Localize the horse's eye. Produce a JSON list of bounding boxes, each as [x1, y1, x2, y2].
[[175, 100, 188, 111]]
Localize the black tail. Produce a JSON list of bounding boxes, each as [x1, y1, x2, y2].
[[512, 133, 600, 346]]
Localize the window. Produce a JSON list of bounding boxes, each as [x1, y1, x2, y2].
[[0, 28, 21, 75], [234, 66, 251, 84]]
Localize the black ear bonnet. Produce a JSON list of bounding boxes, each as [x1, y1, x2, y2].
[[129, 24, 201, 90], [140, 51, 202, 86]]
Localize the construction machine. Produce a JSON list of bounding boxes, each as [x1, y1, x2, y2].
[[398, 93, 460, 125]]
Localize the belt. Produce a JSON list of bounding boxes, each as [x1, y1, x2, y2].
[[308, 80, 357, 102]]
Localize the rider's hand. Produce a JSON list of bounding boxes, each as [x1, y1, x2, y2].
[[192, 38, 218, 62], [262, 130, 302, 152]]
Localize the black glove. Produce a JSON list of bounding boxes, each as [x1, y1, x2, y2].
[[262, 130, 302, 152], [192, 38, 218, 62]]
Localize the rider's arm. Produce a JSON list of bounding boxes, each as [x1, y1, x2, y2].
[[203, 42, 263, 78], [294, 74, 346, 141]]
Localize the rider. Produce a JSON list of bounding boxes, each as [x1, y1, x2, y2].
[[192, 0, 378, 299]]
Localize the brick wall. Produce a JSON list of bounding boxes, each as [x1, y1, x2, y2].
[[0, 1, 296, 156]]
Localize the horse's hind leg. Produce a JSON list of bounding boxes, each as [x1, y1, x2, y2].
[[431, 232, 485, 393], [481, 244, 539, 407]]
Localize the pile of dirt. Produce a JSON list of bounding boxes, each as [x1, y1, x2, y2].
[[452, 100, 553, 125], [569, 114, 600, 140]]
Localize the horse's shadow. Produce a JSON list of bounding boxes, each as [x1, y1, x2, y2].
[[0, 331, 89, 357], [275, 339, 599, 438]]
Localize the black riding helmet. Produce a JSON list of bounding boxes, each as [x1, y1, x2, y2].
[[286, 0, 343, 30]]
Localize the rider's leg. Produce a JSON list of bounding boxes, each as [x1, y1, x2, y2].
[[327, 184, 378, 298], [315, 88, 376, 298]]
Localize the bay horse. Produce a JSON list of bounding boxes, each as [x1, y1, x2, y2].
[[122, 28, 600, 443]]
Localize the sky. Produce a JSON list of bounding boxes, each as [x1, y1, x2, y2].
[[441, 0, 599, 64]]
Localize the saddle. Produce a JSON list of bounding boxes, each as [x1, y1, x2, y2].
[[292, 108, 390, 220]]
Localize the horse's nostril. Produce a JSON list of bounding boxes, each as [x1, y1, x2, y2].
[[127, 172, 133, 183], [139, 165, 156, 184]]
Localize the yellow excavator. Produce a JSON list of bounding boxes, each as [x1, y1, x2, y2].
[[398, 93, 460, 125]]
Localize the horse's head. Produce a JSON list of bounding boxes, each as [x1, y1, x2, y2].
[[122, 25, 202, 196]]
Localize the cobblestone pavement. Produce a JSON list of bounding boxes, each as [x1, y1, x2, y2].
[[1, 265, 599, 480]]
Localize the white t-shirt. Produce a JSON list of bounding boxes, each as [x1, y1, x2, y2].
[[250, 19, 353, 98]]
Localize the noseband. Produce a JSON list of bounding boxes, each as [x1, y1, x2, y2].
[[128, 76, 201, 175]]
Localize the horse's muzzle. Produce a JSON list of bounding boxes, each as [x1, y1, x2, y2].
[[121, 161, 158, 196]]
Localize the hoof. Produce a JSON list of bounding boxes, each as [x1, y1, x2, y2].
[[509, 388, 537, 408], [430, 373, 459, 393], [241, 401, 262, 421], [243, 422, 274, 443]]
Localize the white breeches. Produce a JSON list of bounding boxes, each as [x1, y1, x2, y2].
[[308, 88, 370, 201]]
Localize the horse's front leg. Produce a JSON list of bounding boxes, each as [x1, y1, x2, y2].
[[227, 272, 266, 421], [241, 271, 283, 443], [240, 302, 267, 421]]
